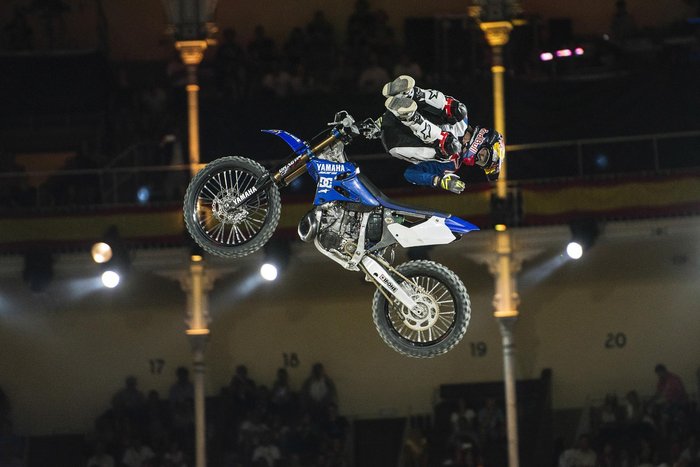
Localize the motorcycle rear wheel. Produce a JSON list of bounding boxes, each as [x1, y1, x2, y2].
[[184, 156, 281, 258], [372, 260, 471, 358]]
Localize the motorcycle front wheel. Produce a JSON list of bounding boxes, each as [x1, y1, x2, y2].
[[372, 260, 471, 358], [184, 156, 281, 258]]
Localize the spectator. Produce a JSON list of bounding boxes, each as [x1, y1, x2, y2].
[[169, 367, 194, 446], [251, 431, 281, 467], [0, 386, 10, 435], [558, 434, 597, 467], [450, 398, 477, 436], [169, 367, 194, 407], [86, 441, 115, 467], [271, 368, 296, 420], [163, 440, 188, 467], [678, 433, 700, 465], [610, 0, 637, 45], [111, 376, 145, 420], [283, 27, 308, 68], [478, 397, 504, 443], [301, 363, 338, 422], [403, 425, 428, 467], [321, 403, 348, 442], [305, 10, 335, 78], [596, 441, 628, 467], [248, 25, 278, 95], [346, 0, 374, 65], [393, 51, 423, 82], [261, 62, 294, 98], [229, 364, 257, 416], [327, 52, 357, 93], [121, 437, 155, 467], [653, 364, 688, 407], [356, 53, 390, 94], [144, 390, 170, 448], [216, 28, 247, 100], [2, 6, 34, 51]]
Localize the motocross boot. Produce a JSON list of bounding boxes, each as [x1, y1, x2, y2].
[[382, 75, 416, 97], [434, 173, 466, 194], [384, 96, 418, 120]]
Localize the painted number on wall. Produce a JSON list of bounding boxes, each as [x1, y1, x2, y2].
[[283, 352, 300, 368], [149, 358, 165, 374], [470, 341, 488, 357], [605, 332, 627, 349]]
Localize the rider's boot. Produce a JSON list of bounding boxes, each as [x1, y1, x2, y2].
[[382, 75, 416, 98], [383, 76, 467, 124], [384, 96, 418, 120]]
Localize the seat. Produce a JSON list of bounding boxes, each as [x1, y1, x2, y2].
[[357, 173, 449, 218]]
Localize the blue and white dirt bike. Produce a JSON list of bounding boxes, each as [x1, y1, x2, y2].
[[184, 112, 480, 358]]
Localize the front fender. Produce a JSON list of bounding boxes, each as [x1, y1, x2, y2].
[[262, 129, 310, 155]]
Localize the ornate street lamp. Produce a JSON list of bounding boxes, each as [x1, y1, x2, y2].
[[469, 2, 524, 467], [162, 6, 218, 466], [162, 0, 219, 177]]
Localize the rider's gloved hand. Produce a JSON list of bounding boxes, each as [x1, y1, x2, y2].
[[434, 174, 466, 194], [359, 117, 382, 140]]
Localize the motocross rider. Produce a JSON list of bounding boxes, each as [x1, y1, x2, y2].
[[363, 75, 503, 194]]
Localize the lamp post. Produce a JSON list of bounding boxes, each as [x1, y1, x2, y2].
[[178, 254, 215, 467], [469, 1, 523, 466], [162, 5, 218, 466], [162, 0, 218, 176]]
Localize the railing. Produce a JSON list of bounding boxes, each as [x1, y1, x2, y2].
[[0, 130, 698, 211]]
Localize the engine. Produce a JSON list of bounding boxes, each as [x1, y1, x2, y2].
[[298, 202, 366, 261], [317, 203, 362, 258]]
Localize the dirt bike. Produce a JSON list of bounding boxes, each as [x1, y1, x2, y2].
[[183, 112, 479, 358]]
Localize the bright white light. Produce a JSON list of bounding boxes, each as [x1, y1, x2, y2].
[[540, 52, 554, 61], [91, 242, 113, 263], [556, 49, 572, 58], [566, 242, 583, 260], [260, 263, 278, 281], [101, 270, 121, 288], [574, 47, 584, 55]]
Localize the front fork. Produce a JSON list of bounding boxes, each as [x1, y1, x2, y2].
[[360, 255, 418, 310]]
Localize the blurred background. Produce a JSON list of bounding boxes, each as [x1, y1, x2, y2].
[[0, 1, 699, 467]]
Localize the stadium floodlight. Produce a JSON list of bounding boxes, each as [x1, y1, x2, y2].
[[566, 219, 600, 260], [566, 241, 584, 260], [259, 263, 278, 281], [101, 270, 121, 288], [91, 242, 113, 264]]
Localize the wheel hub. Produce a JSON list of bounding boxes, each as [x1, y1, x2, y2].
[[401, 289, 440, 332], [212, 189, 248, 224]]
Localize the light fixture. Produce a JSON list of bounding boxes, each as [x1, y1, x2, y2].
[[566, 219, 600, 259], [101, 270, 121, 288], [260, 238, 291, 281], [91, 242, 113, 264], [260, 263, 278, 281], [566, 242, 583, 260], [92, 226, 130, 288]]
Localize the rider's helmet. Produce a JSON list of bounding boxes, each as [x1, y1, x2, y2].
[[463, 126, 503, 178]]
